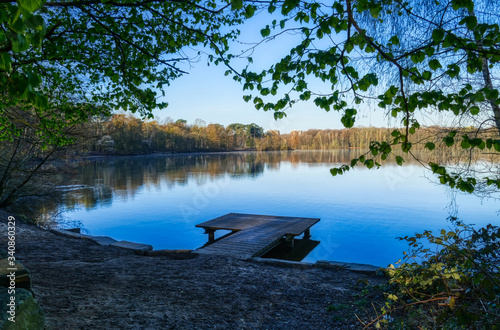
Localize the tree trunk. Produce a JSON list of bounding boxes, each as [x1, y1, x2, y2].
[[481, 56, 500, 135]]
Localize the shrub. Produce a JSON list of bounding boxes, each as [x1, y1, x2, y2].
[[368, 218, 500, 329]]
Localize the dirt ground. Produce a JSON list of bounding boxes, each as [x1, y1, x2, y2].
[[1, 210, 386, 329]]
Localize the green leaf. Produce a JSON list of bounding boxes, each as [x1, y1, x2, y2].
[[391, 130, 400, 137], [340, 109, 357, 128], [395, 156, 404, 166], [341, 116, 355, 128], [345, 41, 354, 53], [485, 88, 499, 100], [388, 294, 398, 301], [0, 52, 12, 71], [402, 142, 412, 152], [23, 13, 44, 31], [34, 93, 48, 109], [461, 139, 471, 149], [365, 159, 374, 169], [422, 71, 432, 80], [452, 0, 474, 12], [494, 141, 500, 152], [389, 35, 400, 45], [444, 136, 455, 147], [461, 16, 477, 30], [470, 106, 479, 115], [231, 0, 243, 10], [17, 0, 45, 12], [429, 59, 442, 70], [273, 111, 286, 120], [431, 29, 445, 43], [244, 5, 255, 18], [333, 2, 344, 14], [282, 0, 301, 15], [410, 52, 425, 64], [299, 91, 311, 101], [425, 142, 436, 150], [369, 6, 382, 18], [260, 27, 271, 38]]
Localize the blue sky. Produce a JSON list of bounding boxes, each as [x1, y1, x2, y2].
[[148, 10, 404, 133]]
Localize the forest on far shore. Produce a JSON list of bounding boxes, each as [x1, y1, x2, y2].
[[82, 114, 490, 155]]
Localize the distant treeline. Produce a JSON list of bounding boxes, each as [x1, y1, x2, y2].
[[83, 114, 488, 154]]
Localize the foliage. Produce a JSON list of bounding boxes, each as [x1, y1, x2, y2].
[[235, 0, 500, 194], [86, 114, 269, 154], [367, 220, 500, 329], [1, 0, 244, 146], [0, 106, 87, 207], [83, 115, 500, 155], [0, 0, 245, 205]]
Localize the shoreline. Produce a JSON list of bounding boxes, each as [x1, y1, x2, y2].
[[1, 210, 386, 329], [69, 148, 367, 162], [50, 227, 382, 274]]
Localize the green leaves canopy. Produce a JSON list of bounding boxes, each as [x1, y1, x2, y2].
[[1, 0, 242, 146]]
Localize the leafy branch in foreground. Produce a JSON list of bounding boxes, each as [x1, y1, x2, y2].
[[0, 0, 248, 206], [1, 0, 245, 146]]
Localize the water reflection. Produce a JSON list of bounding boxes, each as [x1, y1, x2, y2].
[[60, 149, 453, 211], [41, 150, 499, 266], [63, 151, 369, 210]]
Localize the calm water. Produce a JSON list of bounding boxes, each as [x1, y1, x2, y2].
[[50, 150, 499, 267]]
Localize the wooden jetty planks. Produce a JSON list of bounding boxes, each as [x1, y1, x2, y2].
[[195, 213, 290, 231], [196, 213, 320, 259]]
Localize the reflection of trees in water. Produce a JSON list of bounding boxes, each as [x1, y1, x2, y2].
[[63, 186, 113, 210], [53, 149, 482, 211]]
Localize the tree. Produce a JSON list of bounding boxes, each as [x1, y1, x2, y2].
[[246, 123, 264, 148], [0, 0, 245, 206], [0, 106, 89, 207], [235, 0, 500, 194], [1, 0, 244, 146]]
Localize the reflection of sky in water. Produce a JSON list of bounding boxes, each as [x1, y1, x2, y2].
[[58, 152, 500, 267]]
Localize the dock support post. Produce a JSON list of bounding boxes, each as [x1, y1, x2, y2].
[[285, 234, 295, 247], [304, 228, 311, 240], [204, 229, 215, 243]]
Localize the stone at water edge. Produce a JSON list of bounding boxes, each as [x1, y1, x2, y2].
[[110, 241, 153, 255], [0, 287, 44, 330]]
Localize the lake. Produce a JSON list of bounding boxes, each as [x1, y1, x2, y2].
[[48, 150, 499, 267]]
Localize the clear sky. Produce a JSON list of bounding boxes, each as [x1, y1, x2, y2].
[[147, 9, 432, 133]]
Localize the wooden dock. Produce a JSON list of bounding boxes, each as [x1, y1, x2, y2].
[[195, 213, 320, 259]]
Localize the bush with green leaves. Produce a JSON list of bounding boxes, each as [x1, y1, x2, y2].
[[370, 219, 500, 329]]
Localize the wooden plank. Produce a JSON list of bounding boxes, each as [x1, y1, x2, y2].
[[196, 213, 320, 259]]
